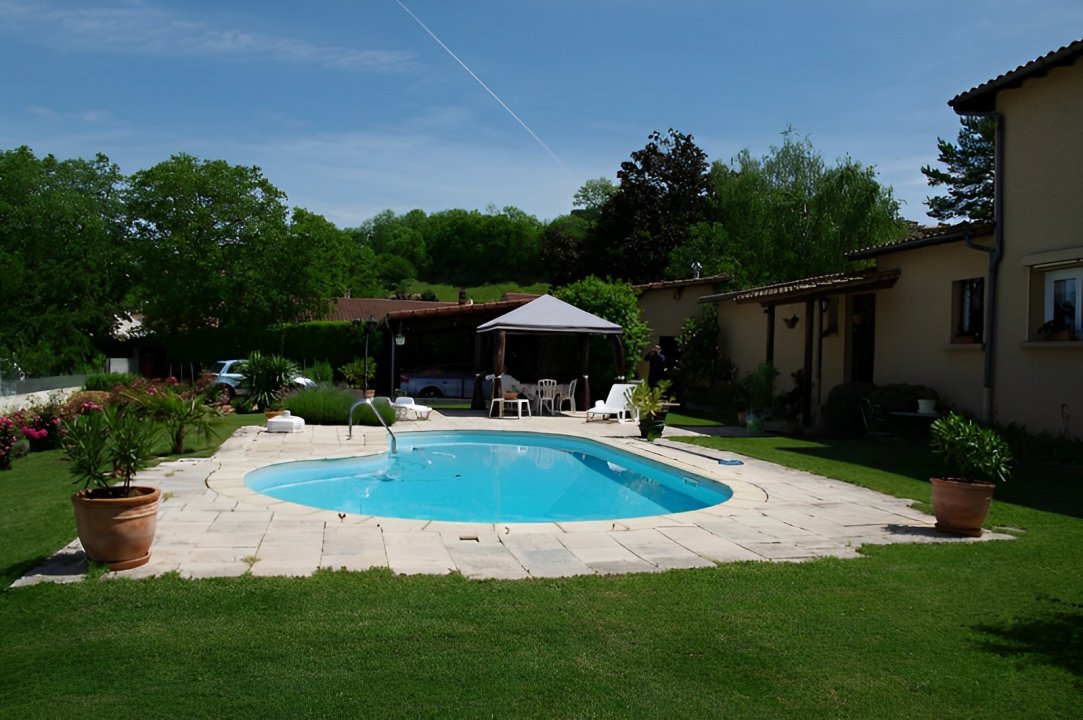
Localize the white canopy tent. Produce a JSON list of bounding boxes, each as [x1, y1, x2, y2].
[[474, 294, 626, 414]]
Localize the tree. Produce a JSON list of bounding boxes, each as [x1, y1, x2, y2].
[[538, 214, 590, 286], [554, 276, 650, 360], [127, 154, 300, 336], [711, 130, 905, 285], [589, 129, 710, 283], [0, 146, 133, 374], [921, 115, 995, 223], [572, 177, 617, 215], [554, 275, 650, 395]]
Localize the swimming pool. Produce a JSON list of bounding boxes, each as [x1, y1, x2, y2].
[[245, 431, 732, 523]]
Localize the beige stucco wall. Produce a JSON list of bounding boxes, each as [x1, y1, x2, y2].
[[870, 242, 989, 414], [993, 60, 1083, 437], [637, 280, 726, 343], [714, 299, 845, 424]]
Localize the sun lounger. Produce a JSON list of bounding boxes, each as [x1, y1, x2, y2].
[[584, 383, 638, 423], [393, 396, 432, 420]]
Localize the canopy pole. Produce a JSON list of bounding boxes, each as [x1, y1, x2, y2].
[[579, 335, 591, 409], [492, 330, 506, 417], [609, 335, 626, 381], [803, 299, 814, 426], [472, 332, 485, 410]]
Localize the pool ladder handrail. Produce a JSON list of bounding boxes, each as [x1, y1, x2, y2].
[[348, 397, 397, 453]]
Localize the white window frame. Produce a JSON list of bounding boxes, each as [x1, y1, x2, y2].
[[1044, 267, 1083, 336]]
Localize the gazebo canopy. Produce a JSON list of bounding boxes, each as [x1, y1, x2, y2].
[[473, 294, 625, 414], [476, 294, 622, 335]]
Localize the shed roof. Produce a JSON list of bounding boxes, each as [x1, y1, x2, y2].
[[476, 294, 623, 334]]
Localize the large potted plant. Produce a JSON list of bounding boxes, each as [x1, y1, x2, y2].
[[628, 380, 674, 440], [62, 404, 162, 570], [928, 413, 1012, 537]]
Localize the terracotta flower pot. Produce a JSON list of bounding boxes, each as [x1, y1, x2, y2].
[[930, 477, 995, 537], [71, 486, 161, 570]]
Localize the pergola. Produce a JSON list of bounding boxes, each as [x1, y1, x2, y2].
[[473, 294, 626, 414]]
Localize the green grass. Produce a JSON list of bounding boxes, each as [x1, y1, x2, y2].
[[1, 433, 1082, 717], [404, 280, 550, 303], [0, 412, 261, 587]]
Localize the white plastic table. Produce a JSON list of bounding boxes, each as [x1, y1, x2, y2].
[[489, 398, 532, 419]]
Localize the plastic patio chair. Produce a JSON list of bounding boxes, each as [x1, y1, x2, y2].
[[537, 379, 558, 415], [559, 378, 578, 412]]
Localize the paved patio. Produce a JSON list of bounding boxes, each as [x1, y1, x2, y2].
[[14, 411, 1011, 586]]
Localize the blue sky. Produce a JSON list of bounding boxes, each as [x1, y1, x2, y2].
[[2, 1, 1081, 229]]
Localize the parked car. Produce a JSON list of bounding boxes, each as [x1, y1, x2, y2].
[[399, 365, 477, 399], [209, 359, 316, 398]]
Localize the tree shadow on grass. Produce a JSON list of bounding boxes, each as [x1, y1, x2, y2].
[[776, 437, 1083, 521], [973, 596, 1083, 677]]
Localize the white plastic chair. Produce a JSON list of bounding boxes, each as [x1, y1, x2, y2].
[[536, 379, 558, 415], [559, 378, 578, 412]]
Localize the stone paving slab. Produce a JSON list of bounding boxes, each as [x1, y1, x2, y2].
[[11, 412, 1015, 587]]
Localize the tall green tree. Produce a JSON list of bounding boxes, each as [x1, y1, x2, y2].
[[554, 276, 650, 360], [127, 154, 333, 337], [921, 115, 995, 223], [589, 129, 710, 283], [712, 130, 905, 285], [0, 146, 132, 374]]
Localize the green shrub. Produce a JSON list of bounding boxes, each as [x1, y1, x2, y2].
[[339, 358, 376, 389], [930, 413, 1012, 484], [281, 388, 396, 426], [304, 360, 334, 384], [240, 351, 301, 411], [84, 372, 142, 391]]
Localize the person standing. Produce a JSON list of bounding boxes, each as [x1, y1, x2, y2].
[[645, 345, 666, 387]]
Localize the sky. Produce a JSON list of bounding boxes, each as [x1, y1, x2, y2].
[[2, 1, 1082, 229]]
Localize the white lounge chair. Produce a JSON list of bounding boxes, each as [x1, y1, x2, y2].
[[585, 383, 638, 423], [393, 396, 432, 421]]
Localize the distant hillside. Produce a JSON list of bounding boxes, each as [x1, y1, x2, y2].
[[404, 281, 550, 303]]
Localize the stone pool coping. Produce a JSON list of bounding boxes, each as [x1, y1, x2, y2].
[[13, 411, 1012, 585]]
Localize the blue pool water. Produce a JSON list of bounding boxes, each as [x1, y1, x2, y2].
[[245, 431, 732, 523]]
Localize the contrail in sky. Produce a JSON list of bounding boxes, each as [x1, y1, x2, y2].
[[395, 0, 569, 173]]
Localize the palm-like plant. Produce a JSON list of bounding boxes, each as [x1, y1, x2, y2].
[[129, 385, 219, 454], [62, 405, 160, 496], [930, 413, 1012, 485], [241, 351, 302, 410]]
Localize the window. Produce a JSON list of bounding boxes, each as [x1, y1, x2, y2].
[[1043, 268, 1082, 339], [952, 278, 984, 342]]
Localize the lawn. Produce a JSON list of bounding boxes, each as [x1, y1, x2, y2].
[[404, 280, 551, 303], [1, 431, 1081, 718]]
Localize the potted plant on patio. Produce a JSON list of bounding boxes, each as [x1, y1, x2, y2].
[[628, 380, 674, 440], [62, 404, 162, 570], [928, 412, 1012, 537]]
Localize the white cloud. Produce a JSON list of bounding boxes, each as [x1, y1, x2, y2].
[[0, 0, 412, 71]]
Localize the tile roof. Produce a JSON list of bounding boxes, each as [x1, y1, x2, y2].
[[633, 273, 730, 292], [848, 222, 995, 260], [950, 38, 1083, 113], [387, 297, 533, 321], [699, 268, 901, 306], [324, 297, 457, 322]]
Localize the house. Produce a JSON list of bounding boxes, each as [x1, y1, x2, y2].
[[634, 273, 729, 379], [702, 38, 1083, 439]]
